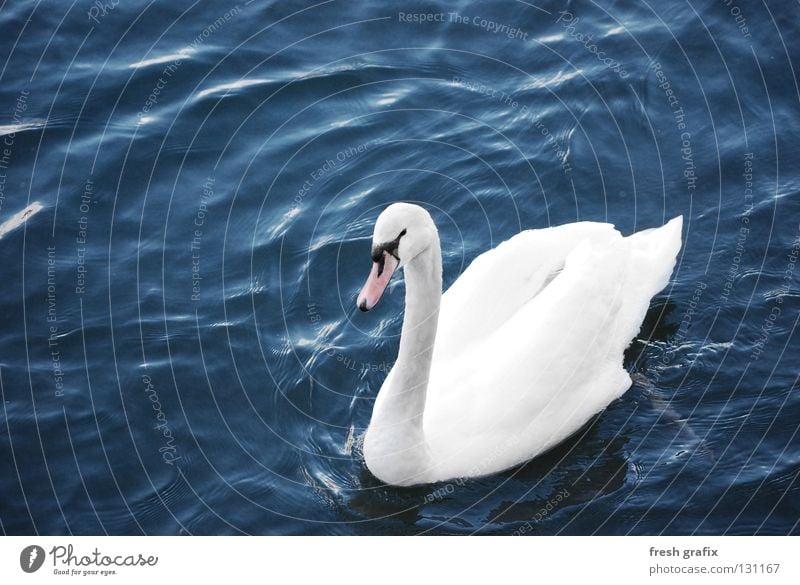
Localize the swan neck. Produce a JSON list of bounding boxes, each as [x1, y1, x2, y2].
[[363, 239, 442, 485], [397, 242, 442, 383]]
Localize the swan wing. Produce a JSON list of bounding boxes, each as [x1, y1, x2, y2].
[[424, 217, 683, 479], [433, 221, 620, 363]]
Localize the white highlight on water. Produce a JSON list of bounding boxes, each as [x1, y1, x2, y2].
[[0, 201, 43, 239]]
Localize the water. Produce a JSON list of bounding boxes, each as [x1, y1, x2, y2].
[[0, 0, 798, 535]]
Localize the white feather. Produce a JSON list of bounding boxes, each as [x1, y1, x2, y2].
[[360, 203, 683, 486]]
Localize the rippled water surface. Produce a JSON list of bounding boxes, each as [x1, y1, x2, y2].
[[0, 0, 798, 535]]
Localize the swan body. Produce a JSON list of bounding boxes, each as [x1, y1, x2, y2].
[[357, 203, 683, 486]]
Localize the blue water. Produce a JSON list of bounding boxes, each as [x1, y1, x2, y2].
[[0, 0, 798, 535]]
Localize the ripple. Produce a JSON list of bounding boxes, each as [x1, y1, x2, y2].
[[195, 77, 278, 100], [128, 49, 195, 69]]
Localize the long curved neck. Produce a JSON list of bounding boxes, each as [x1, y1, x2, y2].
[[364, 237, 442, 485], [394, 239, 442, 413]]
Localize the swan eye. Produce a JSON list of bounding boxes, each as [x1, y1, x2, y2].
[[388, 229, 407, 259], [388, 231, 405, 260], [371, 229, 407, 263]]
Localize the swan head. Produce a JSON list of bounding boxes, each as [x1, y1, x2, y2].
[[357, 202, 437, 312]]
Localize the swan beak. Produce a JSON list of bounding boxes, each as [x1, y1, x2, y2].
[[357, 253, 398, 312]]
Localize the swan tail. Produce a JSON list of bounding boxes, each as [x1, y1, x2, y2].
[[605, 216, 683, 363], [625, 215, 683, 299]]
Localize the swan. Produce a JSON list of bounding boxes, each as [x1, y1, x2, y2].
[[356, 203, 683, 486]]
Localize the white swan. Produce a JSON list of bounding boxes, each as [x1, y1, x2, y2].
[[357, 203, 682, 486]]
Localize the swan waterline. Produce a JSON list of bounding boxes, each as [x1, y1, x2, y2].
[[356, 203, 683, 487]]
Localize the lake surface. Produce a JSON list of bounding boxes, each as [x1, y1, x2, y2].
[[0, 0, 798, 535]]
